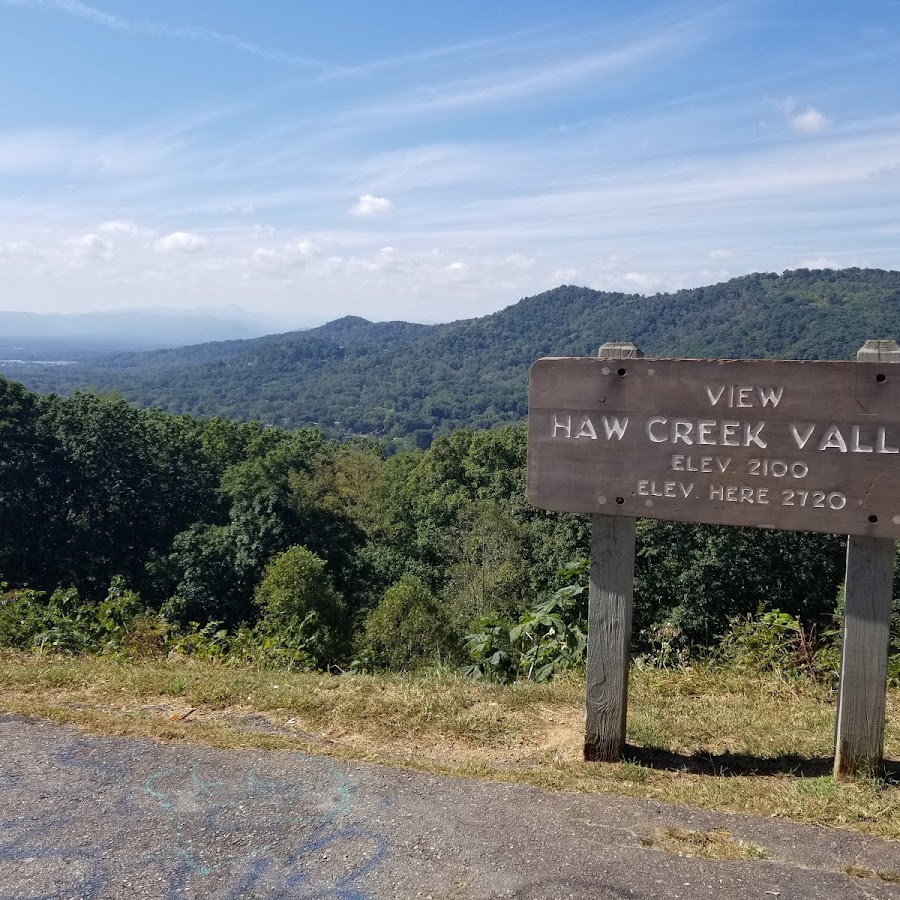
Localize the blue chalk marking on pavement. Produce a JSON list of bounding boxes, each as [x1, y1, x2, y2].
[[0, 813, 110, 900], [2, 734, 392, 899]]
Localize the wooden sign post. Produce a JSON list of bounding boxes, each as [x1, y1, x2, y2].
[[527, 341, 900, 775], [834, 340, 900, 777], [585, 342, 641, 762]]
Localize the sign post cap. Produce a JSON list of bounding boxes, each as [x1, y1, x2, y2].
[[858, 340, 900, 361], [598, 341, 644, 359]]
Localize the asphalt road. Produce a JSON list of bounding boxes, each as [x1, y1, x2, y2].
[[2, 714, 900, 899]]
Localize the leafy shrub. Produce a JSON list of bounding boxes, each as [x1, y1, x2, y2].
[[241, 629, 319, 670], [0, 587, 53, 648], [463, 613, 515, 681], [166, 620, 233, 661], [0, 576, 145, 654], [361, 575, 455, 670], [714, 605, 839, 683], [121, 613, 172, 657], [636, 621, 691, 669], [509, 585, 586, 681], [253, 545, 347, 668], [465, 561, 588, 682]]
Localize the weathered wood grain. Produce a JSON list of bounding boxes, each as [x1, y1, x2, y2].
[[834, 536, 894, 776], [834, 340, 900, 778], [584, 342, 641, 763], [585, 513, 635, 762], [528, 356, 900, 536]]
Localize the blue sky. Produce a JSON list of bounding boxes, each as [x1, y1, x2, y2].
[[1, 0, 900, 325]]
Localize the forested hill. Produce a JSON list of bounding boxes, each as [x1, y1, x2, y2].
[[6, 268, 900, 446]]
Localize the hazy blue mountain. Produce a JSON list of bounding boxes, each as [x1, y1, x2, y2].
[[0, 307, 306, 359]]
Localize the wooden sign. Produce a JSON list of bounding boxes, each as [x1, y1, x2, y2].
[[528, 356, 900, 537]]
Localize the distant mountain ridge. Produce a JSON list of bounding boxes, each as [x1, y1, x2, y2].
[[5, 268, 900, 446], [60, 315, 439, 372], [0, 307, 299, 356]]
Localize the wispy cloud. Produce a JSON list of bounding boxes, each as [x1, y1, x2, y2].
[[398, 124, 900, 239], [4, 0, 900, 321], [2, 0, 333, 71], [349, 20, 702, 121], [314, 26, 550, 82], [0, 240, 34, 261], [0, 127, 175, 176]]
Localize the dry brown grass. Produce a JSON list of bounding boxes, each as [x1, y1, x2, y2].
[[3, 651, 900, 840], [844, 865, 900, 883], [641, 827, 771, 861]]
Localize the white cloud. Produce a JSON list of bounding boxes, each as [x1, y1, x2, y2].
[[199, 255, 248, 274], [697, 267, 731, 284], [65, 232, 113, 261], [796, 257, 840, 270], [350, 194, 394, 217], [496, 253, 535, 271], [250, 239, 328, 271], [622, 272, 662, 291], [251, 247, 289, 269], [778, 97, 830, 134], [791, 106, 830, 134], [98, 220, 144, 235], [0, 239, 34, 259], [154, 231, 207, 253], [296, 239, 321, 258], [707, 248, 733, 259], [448, 261, 468, 271]]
